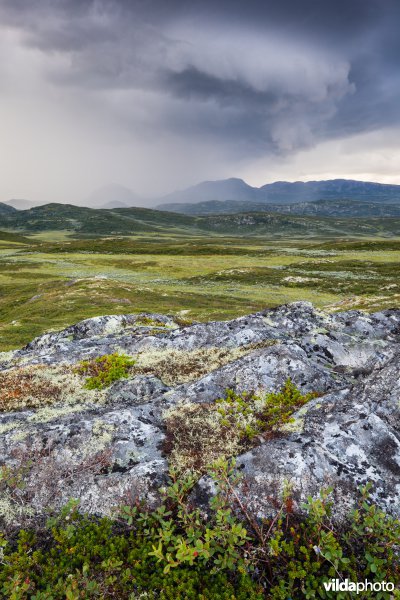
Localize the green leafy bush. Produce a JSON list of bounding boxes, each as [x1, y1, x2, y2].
[[0, 476, 262, 600], [75, 353, 135, 389], [1, 462, 399, 599]]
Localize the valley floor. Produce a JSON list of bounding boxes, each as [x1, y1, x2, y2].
[[0, 231, 399, 351]]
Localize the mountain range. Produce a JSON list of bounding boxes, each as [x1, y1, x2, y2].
[[3, 178, 400, 213], [157, 178, 400, 211]]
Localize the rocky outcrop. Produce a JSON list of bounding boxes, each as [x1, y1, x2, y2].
[[0, 302, 399, 526]]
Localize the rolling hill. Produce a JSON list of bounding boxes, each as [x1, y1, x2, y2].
[[0, 202, 18, 216], [1, 202, 400, 239], [0, 203, 197, 236], [158, 198, 400, 218]]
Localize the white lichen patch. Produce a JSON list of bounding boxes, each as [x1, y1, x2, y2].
[[280, 416, 305, 433], [0, 492, 34, 525], [0, 363, 107, 413], [0, 420, 23, 435], [282, 276, 320, 284], [0, 350, 16, 364], [10, 430, 29, 442], [262, 316, 277, 327], [82, 419, 115, 458], [132, 346, 248, 386], [29, 403, 87, 423]]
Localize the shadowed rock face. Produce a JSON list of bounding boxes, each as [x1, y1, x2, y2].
[[0, 302, 399, 525]]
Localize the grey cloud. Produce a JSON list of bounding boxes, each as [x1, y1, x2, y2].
[[2, 1, 356, 155], [0, 0, 399, 201]]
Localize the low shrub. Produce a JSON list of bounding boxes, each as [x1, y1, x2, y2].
[[0, 463, 399, 599], [74, 353, 135, 389], [216, 378, 317, 441], [164, 380, 316, 475], [163, 402, 243, 476]]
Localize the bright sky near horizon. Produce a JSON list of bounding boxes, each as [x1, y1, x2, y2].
[[1, 0, 400, 204]]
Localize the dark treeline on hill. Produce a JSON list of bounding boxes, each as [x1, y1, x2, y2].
[[1, 202, 400, 238]]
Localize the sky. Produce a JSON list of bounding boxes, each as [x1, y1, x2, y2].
[[1, 0, 400, 205]]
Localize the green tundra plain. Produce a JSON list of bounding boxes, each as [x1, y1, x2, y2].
[[1, 228, 399, 351]]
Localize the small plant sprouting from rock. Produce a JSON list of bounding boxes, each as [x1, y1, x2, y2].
[[135, 316, 168, 328], [164, 379, 316, 476], [75, 353, 135, 389], [216, 378, 317, 442]]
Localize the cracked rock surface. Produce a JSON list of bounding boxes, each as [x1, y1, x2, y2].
[[0, 301, 399, 524]]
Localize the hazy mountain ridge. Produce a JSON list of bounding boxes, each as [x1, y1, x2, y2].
[[157, 177, 259, 205], [4, 198, 42, 210], [4, 178, 400, 211], [156, 178, 400, 208], [84, 184, 146, 208]]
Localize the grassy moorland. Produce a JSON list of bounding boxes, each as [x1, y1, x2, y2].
[[0, 229, 399, 351]]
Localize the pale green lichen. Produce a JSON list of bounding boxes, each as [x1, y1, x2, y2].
[[280, 402, 313, 434], [133, 343, 275, 386], [280, 416, 305, 433], [262, 316, 277, 327], [312, 327, 330, 335], [0, 350, 16, 364], [10, 430, 29, 442], [0, 421, 22, 435], [82, 419, 115, 458], [1, 363, 107, 413], [0, 492, 34, 525], [28, 403, 86, 423]]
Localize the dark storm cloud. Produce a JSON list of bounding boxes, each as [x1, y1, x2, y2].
[[0, 0, 399, 180]]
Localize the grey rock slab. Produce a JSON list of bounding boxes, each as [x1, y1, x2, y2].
[[219, 351, 400, 519], [1, 301, 400, 524], [164, 342, 344, 406], [0, 399, 168, 520]]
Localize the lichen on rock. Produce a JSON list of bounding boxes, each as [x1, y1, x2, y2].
[[0, 301, 399, 525]]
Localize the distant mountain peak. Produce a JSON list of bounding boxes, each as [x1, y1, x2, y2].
[[85, 184, 144, 209], [4, 198, 44, 210], [157, 177, 258, 206]]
